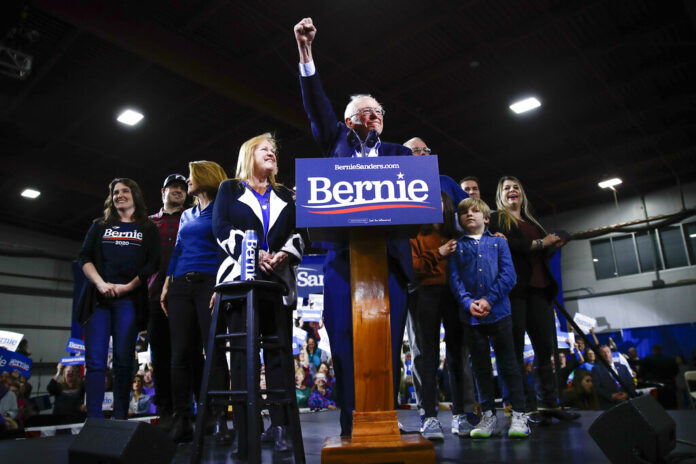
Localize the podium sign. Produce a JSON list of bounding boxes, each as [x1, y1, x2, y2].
[[295, 156, 442, 228], [296, 154, 437, 463]]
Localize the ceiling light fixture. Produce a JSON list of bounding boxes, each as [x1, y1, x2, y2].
[[509, 97, 541, 114], [21, 188, 41, 199], [598, 177, 622, 209], [598, 178, 623, 190], [117, 109, 144, 126]]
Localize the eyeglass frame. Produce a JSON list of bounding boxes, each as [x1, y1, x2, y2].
[[350, 107, 386, 118], [410, 147, 432, 155]]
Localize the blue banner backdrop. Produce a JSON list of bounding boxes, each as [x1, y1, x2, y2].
[[71, 261, 85, 339], [295, 156, 442, 228], [593, 321, 696, 360]]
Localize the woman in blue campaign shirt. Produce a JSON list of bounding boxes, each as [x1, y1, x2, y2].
[[77, 178, 159, 420], [158, 160, 230, 443], [213, 133, 303, 452]]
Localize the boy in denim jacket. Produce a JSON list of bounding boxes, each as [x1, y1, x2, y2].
[[448, 198, 530, 438]]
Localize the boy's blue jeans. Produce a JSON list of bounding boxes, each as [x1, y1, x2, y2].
[[464, 315, 526, 413], [84, 297, 138, 419]]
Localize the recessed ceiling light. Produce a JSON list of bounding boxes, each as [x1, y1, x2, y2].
[[509, 97, 541, 114], [21, 188, 41, 199], [593, 258, 599, 262], [117, 109, 144, 126], [598, 178, 622, 189], [690, 233, 696, 238]]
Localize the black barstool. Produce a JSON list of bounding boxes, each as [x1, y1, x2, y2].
[[190, 280, 305, 464]]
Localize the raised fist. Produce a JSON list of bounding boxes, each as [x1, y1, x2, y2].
[[294, 17, 316, 46]]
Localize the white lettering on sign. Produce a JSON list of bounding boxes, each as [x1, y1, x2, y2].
[[297, 270, 324, 287], [8, 358, 30, 371], [104, 229, 143, 240], [243, 238, 258, 279], [306, 176, 430, 206]]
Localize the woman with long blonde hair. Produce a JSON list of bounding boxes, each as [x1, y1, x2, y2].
[[213, 133, 303, 452], [488, 176, 576, 422]]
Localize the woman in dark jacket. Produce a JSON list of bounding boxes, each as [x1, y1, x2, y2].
[[47, 362, 86, 423], [488, 176, 573, 420], [77, 178, 159, 419], [213, 132, 303, 452]]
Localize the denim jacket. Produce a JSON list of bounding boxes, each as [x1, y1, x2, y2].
[[448, 229, 517, 325]]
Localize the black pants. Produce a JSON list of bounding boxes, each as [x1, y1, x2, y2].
[[407, 284, 475, 418], [148, 299, 172, 414], [167, 273, 229, 416], [226, 297, 293, 427], [510, 288, 558, 410], [464, 316, 525, 413]]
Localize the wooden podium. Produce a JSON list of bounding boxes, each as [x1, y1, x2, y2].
[[294, 155, 442, 463], [320, 228, 435, 464]]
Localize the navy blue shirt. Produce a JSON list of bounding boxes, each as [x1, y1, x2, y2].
[[101, 222, 145, 284], [167, 203, 218, 277], [243, 181, 271, 251]]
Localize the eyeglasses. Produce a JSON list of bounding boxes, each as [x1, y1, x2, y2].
[[352, 107, 385, 118], [410, 147, 432, 155]]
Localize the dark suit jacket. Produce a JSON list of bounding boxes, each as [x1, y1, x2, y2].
[[299, 72, 414, 282], [488, 212, 558, 300], [212, 179, 303, 304], [592, 362, 636, 409]]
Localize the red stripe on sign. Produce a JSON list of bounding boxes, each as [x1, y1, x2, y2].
[[308, 204, 436, 214], [103, 237, 141, 241]]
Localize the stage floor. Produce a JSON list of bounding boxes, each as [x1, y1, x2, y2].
[[3, 409, 696, 463]]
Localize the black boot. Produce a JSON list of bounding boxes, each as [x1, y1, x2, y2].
[[540, 407, 581, 421], [270, 426, 292, 452], [261, 424, 275, 443], [156, 406, 175, 431], [171, 414, 193, 443]]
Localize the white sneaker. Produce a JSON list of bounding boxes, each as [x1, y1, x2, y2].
[[470, 411, 497, 438], [420, 417, 444, 440], [508, 411, 530, 438], [451, 414, 476, 437]]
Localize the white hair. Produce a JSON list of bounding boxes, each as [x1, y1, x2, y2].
[[344, 94, 379, 122], [403, 137, 425, 149]]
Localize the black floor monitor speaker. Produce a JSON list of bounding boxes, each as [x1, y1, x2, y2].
[[69, 418, 176, 464], [589, 394, 676, 464]]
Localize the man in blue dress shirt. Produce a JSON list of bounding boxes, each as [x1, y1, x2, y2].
[[294, 17, 414, 436]]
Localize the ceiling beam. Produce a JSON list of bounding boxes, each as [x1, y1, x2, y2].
[[2, 28, 81, 118]]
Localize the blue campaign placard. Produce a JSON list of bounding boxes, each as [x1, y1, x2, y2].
[[66, 337, 85, 354], [0, 346, 32, 378], [295, 156, 442, 228], [297, 254, 325, 298], [60, 355, 85, 366]]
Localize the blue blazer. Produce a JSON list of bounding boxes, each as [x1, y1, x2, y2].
[[300, 72, 414, 282]]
